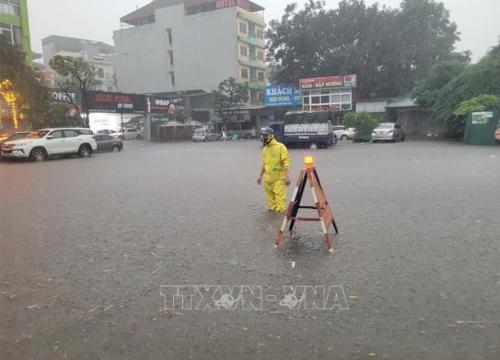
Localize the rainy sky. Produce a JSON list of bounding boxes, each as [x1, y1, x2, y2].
[[29, 0, 500, 62]]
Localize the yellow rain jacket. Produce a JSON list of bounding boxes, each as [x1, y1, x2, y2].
[[261, 138, 290, 212]]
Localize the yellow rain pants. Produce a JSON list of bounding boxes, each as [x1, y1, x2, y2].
[[262, 138, 290, 212]]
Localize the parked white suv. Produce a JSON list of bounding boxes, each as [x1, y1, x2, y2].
[[1, 128, 97, 162]]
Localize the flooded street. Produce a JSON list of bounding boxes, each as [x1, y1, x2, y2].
[[1, 140, 499, 359]]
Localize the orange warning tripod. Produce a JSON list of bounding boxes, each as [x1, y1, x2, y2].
[[276, 156, 339, 252]]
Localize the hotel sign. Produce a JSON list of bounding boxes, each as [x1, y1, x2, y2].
[[264, 85, 302, 107]]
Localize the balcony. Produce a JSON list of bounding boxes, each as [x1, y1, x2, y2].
[[239, 57, 266, 71], [247, 80, 264, 90], [237, 10, 265, 28], [238, 35, 265, 49]]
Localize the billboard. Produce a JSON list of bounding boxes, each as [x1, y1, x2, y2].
[[147, 96, 185, 114], [264, 85, 302, 107], [51, 89, 81, 105], [299, 74, 357, 90], [87, 91, 147, 114]]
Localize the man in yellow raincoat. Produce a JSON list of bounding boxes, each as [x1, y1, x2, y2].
[[257, 128, 290, 212]]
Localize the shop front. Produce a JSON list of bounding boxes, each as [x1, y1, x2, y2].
[[299, 74, 357, 123]]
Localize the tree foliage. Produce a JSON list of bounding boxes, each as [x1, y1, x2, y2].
[[431, 42, 500, 136], [267, 0, 462, 98], [0, 35, 51, 129], [49, 55, 101, 125], [411, 59, 469, 108], [343, 112, 379, 140], [453, 95, 500, 117], [212, 77, 249, 128]]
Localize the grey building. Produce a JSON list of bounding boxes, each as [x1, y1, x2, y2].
[[42, 35, 116, 92], [114, 0, 267, 108]]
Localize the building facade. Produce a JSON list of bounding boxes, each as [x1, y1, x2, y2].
[[42, 35, 116, 92], [114, 0, 267, 106], [0, 0, 31, 61], [299, 75, 358, 113]]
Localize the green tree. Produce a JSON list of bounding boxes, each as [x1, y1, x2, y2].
[[267, 0, 461, 98], [343, 112, 379, 141], [212, 77, 249, 130], [411, 59, 469, 108], [267, 1, 330, 83], [0, 35, 51, 129], [454, 95, 500, 117], [432, 42, 500, 137], [49, 55, 101, 126]]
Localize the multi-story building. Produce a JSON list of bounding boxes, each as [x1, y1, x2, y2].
[[114, 0, 267, 109], [42, 35, 117, 92], [0, 0, 31, 62]]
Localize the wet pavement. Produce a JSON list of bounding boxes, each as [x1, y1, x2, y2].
[[1, 139, 499, 359]]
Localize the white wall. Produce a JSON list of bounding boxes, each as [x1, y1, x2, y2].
[[114, 4, 239, 94], [114, 22, 170, 94], [356, 100, 388, 113]]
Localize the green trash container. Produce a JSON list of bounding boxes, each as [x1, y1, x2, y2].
[[463, 111, 499, 145]]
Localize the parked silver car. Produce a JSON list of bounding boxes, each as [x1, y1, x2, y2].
[[95, 134, 123, 152], [192, 128, 222, 142], [372, 123, 406, 142], [120, 128, 143, 141]]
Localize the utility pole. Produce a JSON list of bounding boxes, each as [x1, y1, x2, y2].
[[118, 103, 125, 140]]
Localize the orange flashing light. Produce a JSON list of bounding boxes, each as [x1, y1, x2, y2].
[[304, 156, 314, 169]]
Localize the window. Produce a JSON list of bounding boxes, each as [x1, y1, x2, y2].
[[330, 95, 341, 103], [341, 94, 351, 103], [12, 25, 21, 45], [301, 88, 352, 111], [241, 68, 248, 79], [0, 3, 20, 16], [240, 45, 248, 57], [239, 22, 247, 34], [256, 29, 264, 40], [169, 71, 175, 87], [258, 72, 264, 82], [63, 130, 79, 138], [168, 50, 174, 66], [79, 129, 93, 135], [49, 131, 63, 139], [185, 2, 217, 15], [97, 68, 104, 78], [166, 28, 172, 45], [257, 51, 264, 61], [0, 23, 13, 44]]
